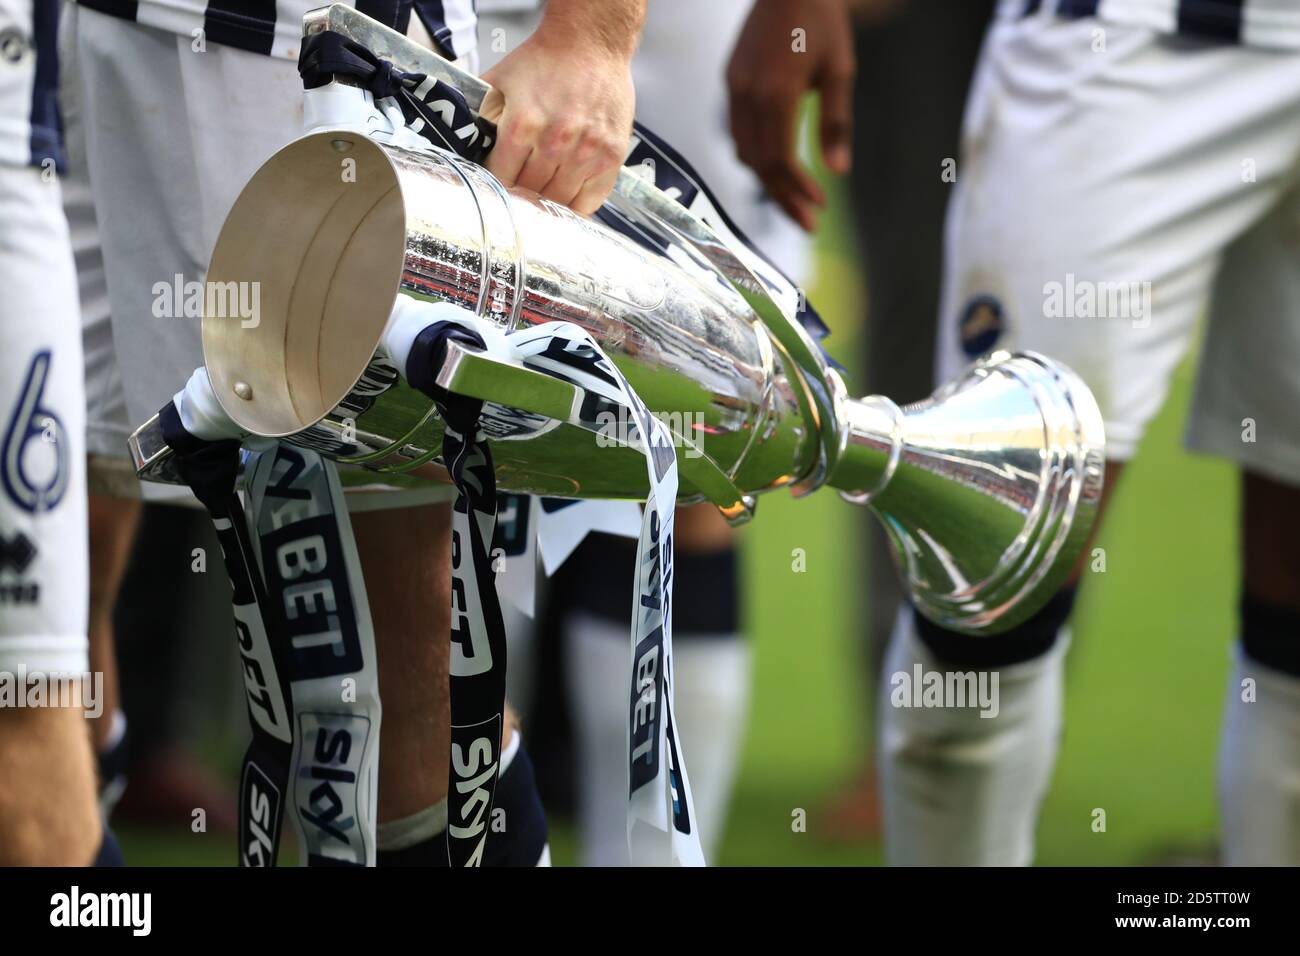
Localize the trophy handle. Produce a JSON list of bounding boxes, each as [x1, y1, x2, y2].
[[304, 5, 495, 109], [128, 412, 181, 486], [129, 334, 756, 523], [436, 340, 754, 522]]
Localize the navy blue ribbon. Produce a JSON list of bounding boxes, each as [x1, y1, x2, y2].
[[299, 31, 494, 163], [406, 321, 510, 867], [160, 402, 295, 868]]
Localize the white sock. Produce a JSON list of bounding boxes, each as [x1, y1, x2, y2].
[[664, 630, 751, 859], [566, 611, 750, 865], [1218, 646, 1300, 866], [503, 599, 539, 721], [101, 708, 127, 753], [878, 606, 1067, 865]]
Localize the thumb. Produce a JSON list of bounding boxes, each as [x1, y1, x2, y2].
[[479, 82, 506, 125]]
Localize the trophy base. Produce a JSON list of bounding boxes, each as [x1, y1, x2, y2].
[[864, 351, 1106, 635]]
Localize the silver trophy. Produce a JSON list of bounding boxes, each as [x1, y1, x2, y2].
[[129, 6, 1104, 635]]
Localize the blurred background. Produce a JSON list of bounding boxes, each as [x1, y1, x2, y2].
[[107, 0, 1238, 866]]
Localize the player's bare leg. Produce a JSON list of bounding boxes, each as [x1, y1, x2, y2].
[[85, 491, 138, 755], [353, 504, 542, 864], [0, 703, 100, 865], [352, 503, 456, 821]]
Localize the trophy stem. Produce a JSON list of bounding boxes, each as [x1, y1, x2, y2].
[[823, 352, 1105, 634], [829, 395, 906, 505]]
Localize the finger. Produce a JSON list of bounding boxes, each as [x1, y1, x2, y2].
[[528, 119, 587, 200], [541, 126, 625, 209], [570, 164, 621, 217], [538, 160, 590, 210], [757, 167, 818, 232], [745, 84, 824, 213], [477, 82, 506, 125], [755, 152, 824, 216], [514, 148, 561, 194], [784, 156, 826, 210], [729, 118, 766, 185], [726, 68, 756, 148], [727, 85, 771, 179], [731, 85, 821, 230], [816, 57, 855, 174], [486, 135, 532, 188], [484, 106, 538, 187]]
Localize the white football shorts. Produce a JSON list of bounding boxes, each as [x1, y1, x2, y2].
[[62, 4, 459, 506], [939, 13, 1300, 480], [0, 163, 88, 671]]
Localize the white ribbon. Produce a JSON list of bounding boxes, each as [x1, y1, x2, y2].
[[384, 297, 705, 865]]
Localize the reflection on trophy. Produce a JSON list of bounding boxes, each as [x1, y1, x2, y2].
[[129, 10, 1104, 638]]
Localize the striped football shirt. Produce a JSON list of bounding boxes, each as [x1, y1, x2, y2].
[[73, 0, 478, 62], [1011, 0, 1300, 48], [0, 0, 59, 168]]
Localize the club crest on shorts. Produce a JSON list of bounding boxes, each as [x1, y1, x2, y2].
[[958, 294, 1006, 359]]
